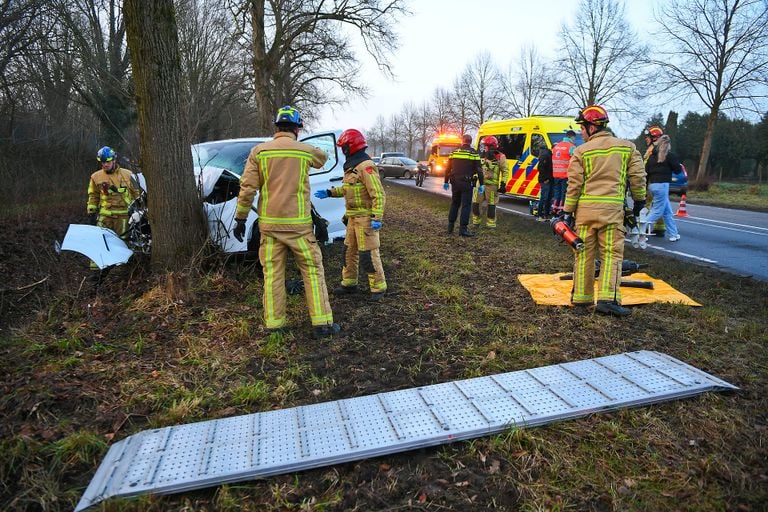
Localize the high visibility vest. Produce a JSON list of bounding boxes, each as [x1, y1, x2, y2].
[[552, 140, 575, 179]]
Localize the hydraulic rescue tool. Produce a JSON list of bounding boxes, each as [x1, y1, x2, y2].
[[550, 216, 584, 251], [559, 259, 653, 289]]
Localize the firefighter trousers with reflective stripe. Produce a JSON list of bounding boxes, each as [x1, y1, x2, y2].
[[571, 221, 625, 304], [259, 229, 334, 328], [471, 187, 500, 227], [341, 216, 386, 293]]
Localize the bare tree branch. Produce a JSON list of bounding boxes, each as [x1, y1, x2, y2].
[[654, 0, 768, 181]]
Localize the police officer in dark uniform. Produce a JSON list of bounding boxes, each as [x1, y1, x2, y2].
[[442, 134, 484, 237]]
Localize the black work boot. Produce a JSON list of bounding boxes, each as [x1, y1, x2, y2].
[[459, 226, 474, 237], [313, 323, 341, 338], [369, 291, 386, 302], [447, 222, 455, 234], [571, 303, 593, 316], [333, 285, 358, 295], [595, 300, 631, 317]]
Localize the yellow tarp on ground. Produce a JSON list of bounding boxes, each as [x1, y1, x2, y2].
[[518, 273, 701, 306]]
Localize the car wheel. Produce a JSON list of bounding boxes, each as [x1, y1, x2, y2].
[[403, 170, 412, 179], [379, 170, 386, 180]]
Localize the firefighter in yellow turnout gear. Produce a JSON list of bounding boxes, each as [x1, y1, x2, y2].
[[87, 146, 140, 237], [562, 105, 646, 316], [234, 106, 340, 338], [315, 129, 387, 300], [472, 136, 508, 228]]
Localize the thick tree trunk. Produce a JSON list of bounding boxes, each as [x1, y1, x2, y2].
[[695, 109, 718, 185], [124, 0, 207, 272], [250, 0, 276, 134]]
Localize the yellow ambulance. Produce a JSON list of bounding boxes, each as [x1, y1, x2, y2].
[[427, 133, 463, 176], [477, 116, 583, 199]]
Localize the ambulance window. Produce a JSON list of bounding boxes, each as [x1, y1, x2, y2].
[[438, 145, 457, 157], [431, 146, 438, 156], [549, 132, 584, 145], [531, 133, 548, 156], [497, 134, 526, 160]]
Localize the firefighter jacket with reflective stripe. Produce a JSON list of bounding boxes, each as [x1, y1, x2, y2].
[[236, 132, 328, 232], [329, 152, 385, 221], [552, 138, 575, 179], [481, 151, 508, 187], [563, 131, 646, 225], [87, 166, 140, 216], [444, 144, 483, 186]]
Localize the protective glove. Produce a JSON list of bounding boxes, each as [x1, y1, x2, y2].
[[233, 218, 247, 242], [562, 213, 575, 229], [371, 220, 382, 230], [478, 185, 485, 194], [88, 213, 98, 225], [314, 189, 330, 199], [442, 183, 449, 191], [498, 185, 506, 194], [632, 200, 646, 218]]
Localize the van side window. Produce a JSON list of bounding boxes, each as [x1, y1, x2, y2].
[[497, 134, 526, 160], [300, 133, 338, 174], [531, 133, 548, 156]]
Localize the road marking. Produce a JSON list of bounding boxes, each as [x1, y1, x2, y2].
[[497, 205, 530, 218], [676, 218, 768, 237], [680, 215, 768, 231], [645, 244, 718, 263]]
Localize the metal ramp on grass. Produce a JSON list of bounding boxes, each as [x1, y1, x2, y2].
[[76, 350, 737, 511]]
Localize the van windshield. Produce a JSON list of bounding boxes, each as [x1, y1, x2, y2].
[[549, 132, 584, 146], [192, 141, 257, 176], [437, 144, 460, 156]]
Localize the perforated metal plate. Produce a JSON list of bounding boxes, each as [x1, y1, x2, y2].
[[76, 351, 736, 511]]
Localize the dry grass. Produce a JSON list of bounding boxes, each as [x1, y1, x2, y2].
[[1, 183, 766, 511]]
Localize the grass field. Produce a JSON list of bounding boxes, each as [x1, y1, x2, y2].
[[1, 183, 766, 511], [687, 182, 768, 211]]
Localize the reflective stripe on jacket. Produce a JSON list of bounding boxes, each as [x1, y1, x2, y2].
[[236, 132, 328, 231], [444, 145, 483, 185], [87, 166, 140, 216], [482, 152, 508, 187], [330, 157, 386, 221], [563, 131, 646, 225], [552, 139, 575, 179]]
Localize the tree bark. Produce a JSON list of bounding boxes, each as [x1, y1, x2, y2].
[[124, 0, 207, 272], [695, 109, 718, 185], [250, 0, 276, 134]]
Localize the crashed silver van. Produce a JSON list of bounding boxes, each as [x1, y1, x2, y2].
[[193, 130, 348, 253], [60, 131, 348, 268]]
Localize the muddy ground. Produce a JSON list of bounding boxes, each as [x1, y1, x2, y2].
[[1, 183, 767, 511]]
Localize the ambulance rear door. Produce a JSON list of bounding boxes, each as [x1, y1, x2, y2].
[[498, 127, 538, 199]]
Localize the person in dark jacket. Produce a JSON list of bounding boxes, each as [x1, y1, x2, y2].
[[536, 144, 553, 220], [443, 134, 484, 236], [643, 127, 680, 242]]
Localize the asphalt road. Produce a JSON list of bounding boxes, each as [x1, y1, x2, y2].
[[390, 174, 768, 282]]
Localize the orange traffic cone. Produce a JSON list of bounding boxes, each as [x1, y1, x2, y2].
[[675, 194, 689, 217]]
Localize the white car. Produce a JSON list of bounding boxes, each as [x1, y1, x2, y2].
[[192, 130, 348, 253]]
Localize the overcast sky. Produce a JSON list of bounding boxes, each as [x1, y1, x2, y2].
[[317, 0, 663, 138]]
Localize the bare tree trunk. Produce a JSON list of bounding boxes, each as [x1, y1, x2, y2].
[[124, 0, 207, 272], [250, 0, 275, 134], [695, 109, 718, 184]]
